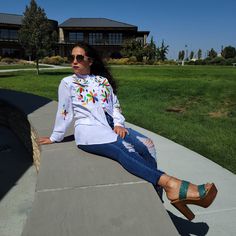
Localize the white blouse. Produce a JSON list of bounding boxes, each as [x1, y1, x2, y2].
[[50, 74, 125, 145]]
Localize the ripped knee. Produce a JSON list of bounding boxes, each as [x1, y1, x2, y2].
[[137, 137, 156, 159], [122, 140, 135, 153]]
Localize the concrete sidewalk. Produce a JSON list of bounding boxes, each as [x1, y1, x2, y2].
[[128, 124, 236, 235], [0, 63, 70, 73], [0, 91, 236, 236]]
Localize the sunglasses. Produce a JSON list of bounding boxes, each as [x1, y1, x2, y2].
[[68, 54, 91, 63]]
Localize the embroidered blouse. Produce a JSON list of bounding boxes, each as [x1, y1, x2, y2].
[[50, 74, 125, 145]]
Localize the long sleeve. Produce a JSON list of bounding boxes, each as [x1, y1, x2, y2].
[[112, 92, 125, 127], [50, 79, 73, 142]]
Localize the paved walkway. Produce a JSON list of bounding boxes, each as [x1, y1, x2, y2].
[[0, 90, 236, 236], [0, 63, 70, 73]]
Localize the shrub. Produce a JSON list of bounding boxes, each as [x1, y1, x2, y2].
[[144, 58, 155, 65], [18, 59, 30, 65], [193, 59, 206, 65], [225, 57, 236, 65], [204, 57, 212, 65], [154, 60, 177, 65], [128, 56, 137, 63], [210, 57, 226, 65], [41, 55, 65, 65], [63, 57, 69, 63], [187, 60, 195, 65], [107, 58, 129, 65], [0, 57, 18, 64]]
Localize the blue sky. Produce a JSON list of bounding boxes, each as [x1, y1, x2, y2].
[[1, 0, 235, 59]]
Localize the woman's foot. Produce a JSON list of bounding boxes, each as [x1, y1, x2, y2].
[[163, 176, 212, 202], [158, 174, 217, 220]]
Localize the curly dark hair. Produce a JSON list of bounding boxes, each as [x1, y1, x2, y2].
[[72, 42, 117, 94]]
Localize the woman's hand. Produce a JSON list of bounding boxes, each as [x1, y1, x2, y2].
[[39, 137, 53, 145], [114, 126, 129, 139]]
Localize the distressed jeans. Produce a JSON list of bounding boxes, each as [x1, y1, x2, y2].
[[78, 128, 165, 186]]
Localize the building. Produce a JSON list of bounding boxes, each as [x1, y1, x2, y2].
[[0, 13, 149, 59], [58, 18, 149, 58], [0, 13, 24, 58], [0, 13, 58, 59]]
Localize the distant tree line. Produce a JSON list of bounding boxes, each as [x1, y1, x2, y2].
[[178, 46, 236, 65]]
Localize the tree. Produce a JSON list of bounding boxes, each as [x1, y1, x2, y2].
[[143, 36, 157, 63], [189, 51, 194, 60], [121, 39, 144, 62], [208, 48, 217, 59], [18, 0, 57, 74], [178, 50, 185, 61], [157, 40, 169, 61], [197, 49, 202, 60], [221, 46, 236, 59]]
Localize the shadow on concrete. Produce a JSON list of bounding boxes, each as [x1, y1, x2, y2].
[[167, 211, 209, 236], [0, 89, 51, 114], [0, 90, 51, 200], [62, 134, 75, 142], [0, 126, 32, 201]]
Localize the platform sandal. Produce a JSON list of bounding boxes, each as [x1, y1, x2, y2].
[[171, 181, 218, 221]]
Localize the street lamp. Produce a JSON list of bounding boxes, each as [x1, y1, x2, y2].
[[185, 44, 188, 61]]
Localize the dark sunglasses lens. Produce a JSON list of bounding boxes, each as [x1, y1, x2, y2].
[[69, 55, 85, 63], [76, 55, 85, 62]]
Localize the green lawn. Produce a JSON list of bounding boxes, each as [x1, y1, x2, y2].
[[0, 65, 235, 173]]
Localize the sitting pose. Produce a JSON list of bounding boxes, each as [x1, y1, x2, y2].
[[39, 42, 217, 221]]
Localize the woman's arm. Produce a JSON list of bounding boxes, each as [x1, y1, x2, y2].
[[41, 79, 73, 145], [111, 91, 128, 138]]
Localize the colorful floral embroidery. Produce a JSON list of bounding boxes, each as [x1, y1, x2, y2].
[[61, 104, 68, 120], [99, 79, 110, 93], [87, 90, 98, 103], [72, 76, 112, 107], [101, 90, 109, 103], [73, 80, 88, 93], [94, 76, 103, 83]]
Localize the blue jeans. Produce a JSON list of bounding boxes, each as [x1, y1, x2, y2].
[[78, 128, 164, 186]]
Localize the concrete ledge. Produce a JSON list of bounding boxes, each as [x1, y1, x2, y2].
[[0, 90, 178, 236], [22, 100, 178, 236], [4, 90, 235, 235]]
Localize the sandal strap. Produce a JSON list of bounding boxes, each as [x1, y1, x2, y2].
[[198, 184, 206, 198], [179, 180, 190, 200]]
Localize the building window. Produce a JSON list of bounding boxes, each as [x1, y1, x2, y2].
[[1, 48, 19, 57], [89, 33, 103, 45], [136, 37, 144, 45], [68, 32, 84, 42], [108, 33, 122, 45], [0, 29, 18, 40]]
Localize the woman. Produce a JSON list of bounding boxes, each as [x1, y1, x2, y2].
[[39, 42, 217, 221]]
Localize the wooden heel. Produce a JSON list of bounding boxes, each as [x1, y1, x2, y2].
[[171, 201, 195, 221]]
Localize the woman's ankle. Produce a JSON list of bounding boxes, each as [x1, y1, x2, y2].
[[157, 175, 181, 201], [157, 174, 172, 189]]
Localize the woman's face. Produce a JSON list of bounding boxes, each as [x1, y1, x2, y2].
[[70, 46, 92, 75]]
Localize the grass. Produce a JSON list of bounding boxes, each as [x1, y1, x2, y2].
[[0, 65, 235, 173]]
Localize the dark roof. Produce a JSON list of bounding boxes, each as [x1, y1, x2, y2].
[[137, 31, 150, 36], [59, 18, 137, 28], [0, 13, 22, 25], [0, 12, 57, 26]]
